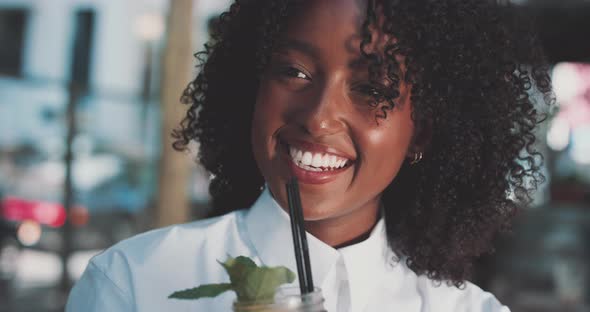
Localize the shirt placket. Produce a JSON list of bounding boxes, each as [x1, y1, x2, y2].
[[335, 255, 352, 312]]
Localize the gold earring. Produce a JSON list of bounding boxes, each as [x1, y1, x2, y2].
[[410, 152, 423, 165]]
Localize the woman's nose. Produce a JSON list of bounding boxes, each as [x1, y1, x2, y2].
[[292, 82, 348, 137]]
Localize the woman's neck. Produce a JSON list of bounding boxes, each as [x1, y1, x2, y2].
[[304, 201, 382, 248], [332, 223, 377, 249]]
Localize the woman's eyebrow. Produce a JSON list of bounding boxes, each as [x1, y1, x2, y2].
[[275, 39, 320, 60]]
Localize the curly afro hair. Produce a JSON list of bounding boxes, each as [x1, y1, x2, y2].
[[173, 0, 554, 287]]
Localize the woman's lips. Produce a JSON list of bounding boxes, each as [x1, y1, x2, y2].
[[279, 140, 354, 185], [285, 139, 356, 161]]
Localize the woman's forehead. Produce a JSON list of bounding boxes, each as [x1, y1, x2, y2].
[[280, 0, 394, 67], [287, 0, 364, 35]]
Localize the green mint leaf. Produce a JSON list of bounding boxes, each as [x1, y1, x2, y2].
[[218, 255, 257, 287], [219, 256, 296, 302], [169, 255, 296, 303], [240, 265, 296, 302], [168, 283, 233, 300]]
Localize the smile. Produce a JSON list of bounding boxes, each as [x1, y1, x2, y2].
[[280, 139, 355, 185], [289, 146, 350, 172]]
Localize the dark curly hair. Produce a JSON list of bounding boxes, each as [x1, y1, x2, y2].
[[173, 0, 553, 287]]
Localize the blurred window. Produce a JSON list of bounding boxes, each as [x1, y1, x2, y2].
[[70, 10, 94, 85], [0, 9, 28, 77]]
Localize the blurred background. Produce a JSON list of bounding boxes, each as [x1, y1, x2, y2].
[[0, 0, 588, 311]]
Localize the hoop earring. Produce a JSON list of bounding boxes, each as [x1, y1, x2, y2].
[[410, 152, 423, 165]]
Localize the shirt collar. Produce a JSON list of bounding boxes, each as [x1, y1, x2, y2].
[[243, 187, 394, 312], [338, 217, 393, 312], [244, 187, 339, 288]]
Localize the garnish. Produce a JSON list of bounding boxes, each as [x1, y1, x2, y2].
[[168, 255, 296, 303]]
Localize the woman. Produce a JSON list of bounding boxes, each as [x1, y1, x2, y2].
[[66, 0, 552, 311]]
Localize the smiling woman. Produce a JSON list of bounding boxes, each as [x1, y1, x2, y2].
[[66, 0, 553, 311], [250, 0, 419, 247]]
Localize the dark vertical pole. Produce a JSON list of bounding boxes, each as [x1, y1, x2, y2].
[[60, 81, 79, 293], [141, 42, 153, 144], [59, 10, 94, 294]]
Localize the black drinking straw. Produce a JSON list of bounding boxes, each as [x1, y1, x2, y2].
[[286, 177, 314, 294]]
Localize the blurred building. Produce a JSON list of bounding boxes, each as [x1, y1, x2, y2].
[[0, 0, 231, 159], [0, 1, 229, 311], [0, 0, 232, 212]]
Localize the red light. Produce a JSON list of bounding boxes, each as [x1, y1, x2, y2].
[[2, 197, 67, 228]]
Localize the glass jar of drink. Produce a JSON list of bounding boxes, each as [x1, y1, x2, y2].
[[233, 287, 326, 312]]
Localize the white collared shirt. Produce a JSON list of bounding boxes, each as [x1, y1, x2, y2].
[[66, 188, 510, 312]]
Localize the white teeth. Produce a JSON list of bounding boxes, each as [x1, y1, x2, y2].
[[295, 150, 303, 162], [302, 152, 313, 166], [288, 145, 351, 172], [303, 164, 321, 172], [329, 155, 337, 168], [311, 154, 323, 167], [322, 154, 331, 168]]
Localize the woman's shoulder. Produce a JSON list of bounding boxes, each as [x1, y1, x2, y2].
[[68, 210, 255, 311], [91, 211, 251, 278], [377, 258, 509, 311], [414, 275, 510, 312]]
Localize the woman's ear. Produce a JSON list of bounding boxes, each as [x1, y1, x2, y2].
[[406, 119, 432, 158]]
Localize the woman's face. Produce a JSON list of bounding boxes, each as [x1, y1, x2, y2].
[[251, 0, 415, 228]]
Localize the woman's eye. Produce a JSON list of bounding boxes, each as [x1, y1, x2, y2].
[[354, 84, 385, 99], [281, 66, 311, 80], [352, 82, 399, 110]]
